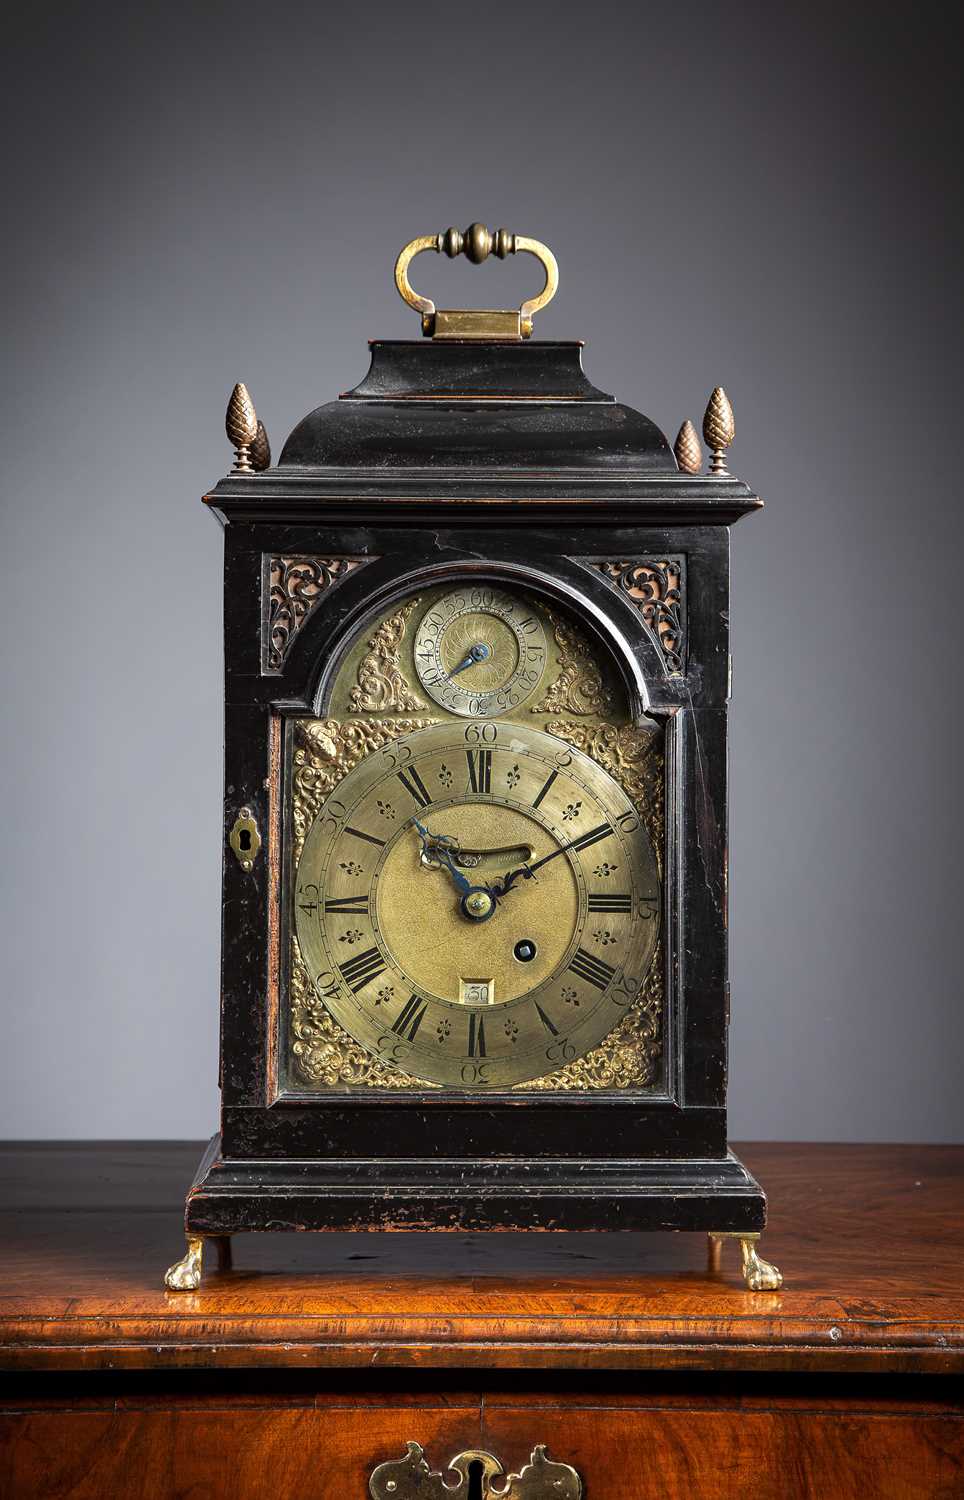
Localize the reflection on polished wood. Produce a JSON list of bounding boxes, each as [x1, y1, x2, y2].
[[0, 1142, 962, 1374]]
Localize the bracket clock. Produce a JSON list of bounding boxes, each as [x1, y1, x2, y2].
[[165, 224, 782, 1294]]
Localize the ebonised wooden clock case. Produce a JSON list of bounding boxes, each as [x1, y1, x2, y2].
[[164, 226, 781, 1293]]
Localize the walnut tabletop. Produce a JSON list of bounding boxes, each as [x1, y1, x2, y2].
[[1, 1142, 961, 1376]]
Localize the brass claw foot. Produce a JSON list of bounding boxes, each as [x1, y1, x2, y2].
[[740, 1237, 783, 1291], [164, 1236, 204, 1291], [708, 1232, 783, 1292]]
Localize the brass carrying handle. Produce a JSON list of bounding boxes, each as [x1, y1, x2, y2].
[[394, 223, 559, 340]]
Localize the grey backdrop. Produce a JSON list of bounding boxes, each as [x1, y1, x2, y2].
[[2, 1, 960, 1141]]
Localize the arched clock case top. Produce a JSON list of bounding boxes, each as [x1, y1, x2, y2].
[[259, 548, 702, 723]]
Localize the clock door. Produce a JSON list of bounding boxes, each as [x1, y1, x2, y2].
[[282, 583, 665, 1100]]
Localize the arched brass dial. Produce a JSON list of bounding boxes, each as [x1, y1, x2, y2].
[[294, 721, 660, 1090], [413, 587, 548, 718]]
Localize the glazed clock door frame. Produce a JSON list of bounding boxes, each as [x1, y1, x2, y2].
[[218, 520, 731, 1163]]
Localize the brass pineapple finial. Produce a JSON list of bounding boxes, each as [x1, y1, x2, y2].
[[249, 419, 271, 472], [702, 387, 735, 475], [225, 383, 258, 474], [674, 419, 703, 474]]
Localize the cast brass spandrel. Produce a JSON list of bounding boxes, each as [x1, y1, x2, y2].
[[349, 597, 427, 714]]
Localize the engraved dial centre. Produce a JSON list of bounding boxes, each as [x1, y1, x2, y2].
[[374, 800, 581, 1006]]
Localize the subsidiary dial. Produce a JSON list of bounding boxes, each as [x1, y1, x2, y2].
[[413, 587, 548, 717]]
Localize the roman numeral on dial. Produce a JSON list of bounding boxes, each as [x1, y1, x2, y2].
[[587, 893, 632, 913], [466, 748, 492, 793], [567, 947, 616, 991], [344, 826, 386, 848], [531, 768, 558, 809], [396, 767, 432, 808], [467, 1011, 487, 1057], [534, 1001, 559, 1036], [337, 946, 386, 993], [323, 894, 370, 915], [391, 994, 428, 1040], [569, 823, 614, 854]]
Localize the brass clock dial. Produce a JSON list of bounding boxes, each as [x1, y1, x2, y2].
[[413, 587, 548, 717], [294, 720, 660, 1090]]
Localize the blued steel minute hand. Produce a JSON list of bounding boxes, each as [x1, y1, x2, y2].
[[492, 821, 614, 898]]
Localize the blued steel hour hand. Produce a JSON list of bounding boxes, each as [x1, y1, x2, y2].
[[412, 819, 472, 895], [412, 819, 498, 923]]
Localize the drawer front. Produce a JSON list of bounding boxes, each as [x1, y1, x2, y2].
[[0, 1407, 481, 1499], [2, 1394, 962, 1498], [481, 1406, 964, 1500]]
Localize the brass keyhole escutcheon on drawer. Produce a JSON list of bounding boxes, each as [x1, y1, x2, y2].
[[369, 1443, 582, 1499]]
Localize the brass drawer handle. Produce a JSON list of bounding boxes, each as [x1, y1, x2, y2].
[[394, 224, 559, 341], [370, 1443, 581, 1499]]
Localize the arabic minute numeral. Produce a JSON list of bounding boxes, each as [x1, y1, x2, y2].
[[297, 882, 319, 915], [609, 972, 639, 1005], [380, 743, 412, 770], [460, 1061, 491, 1085], [376, 1036, 410, 1066], [321, 799, 347, 834]]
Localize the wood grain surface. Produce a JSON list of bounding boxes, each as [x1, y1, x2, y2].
[[1, 1142, 961, 1376], [3, 1393, 962, 1500]]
